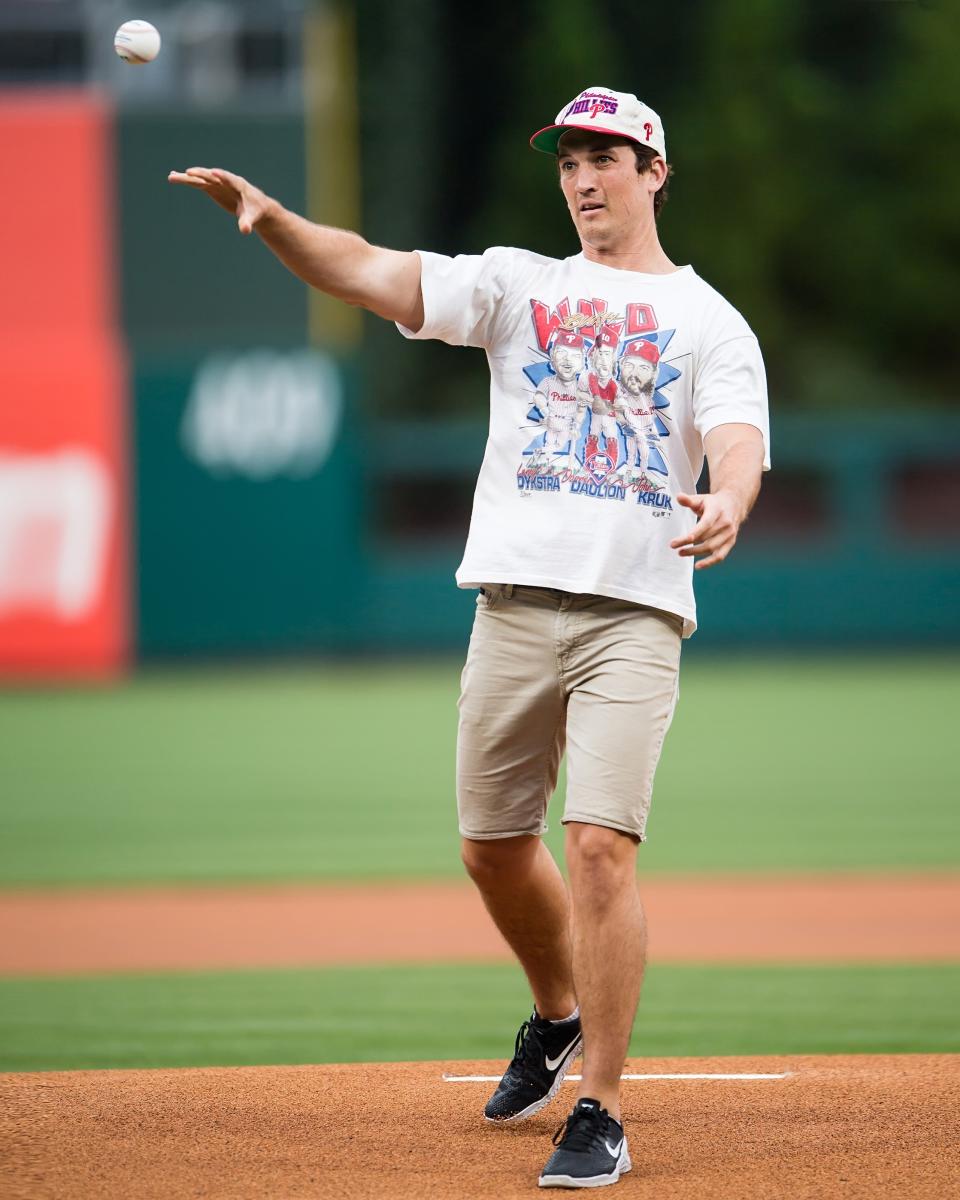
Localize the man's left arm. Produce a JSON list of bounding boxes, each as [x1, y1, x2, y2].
[[669, 423, 765, 570]]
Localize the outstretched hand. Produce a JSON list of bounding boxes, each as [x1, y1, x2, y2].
[[167, 166, 273, 235], [669, 490, 744, 570]]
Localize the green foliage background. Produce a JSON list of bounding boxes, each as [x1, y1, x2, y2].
[[353, 0, 960, 416]]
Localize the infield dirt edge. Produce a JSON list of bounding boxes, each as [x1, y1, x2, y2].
[[4, 1053, 958, 1199], [2, 872, 959, 976]]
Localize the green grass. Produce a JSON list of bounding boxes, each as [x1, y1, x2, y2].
[[0, 656, 958, 886], [0, 962, 956, 1072]]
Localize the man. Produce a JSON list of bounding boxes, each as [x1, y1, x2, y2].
[[615, 338, 664, 486], [578, 323, 623, 475], [527, 329, 587, 476], [170, 84, 769, 1190]]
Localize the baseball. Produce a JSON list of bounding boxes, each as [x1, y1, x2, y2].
[[114, 20, 161, 64]]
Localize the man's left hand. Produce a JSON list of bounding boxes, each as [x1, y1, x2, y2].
[[670, 490, 744, 570]]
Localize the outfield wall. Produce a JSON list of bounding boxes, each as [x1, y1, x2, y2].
[[358, 412, 960, 651], [131, 377, 960, 655], [0, 91, 129, 678]]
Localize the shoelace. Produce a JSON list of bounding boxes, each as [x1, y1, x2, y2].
[[509, 1018, 538, 1070], [552, 1106, 606, 1151]]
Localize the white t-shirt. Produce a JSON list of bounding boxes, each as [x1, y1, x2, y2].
[[398, 247, 770, 636]]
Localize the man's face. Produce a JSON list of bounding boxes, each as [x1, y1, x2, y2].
[[621, 358, 657, 396], [551, 343, 582, 382], [557, 130, 659, 249], [592, 344, 615, 380]]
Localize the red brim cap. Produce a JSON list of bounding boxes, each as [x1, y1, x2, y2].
[[529, 123, 639, 154], [624, 339, 661, 363]]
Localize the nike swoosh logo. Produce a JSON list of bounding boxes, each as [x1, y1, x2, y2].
[[604, 1139, 623, 1157], [544, 1035, 581, 1072]]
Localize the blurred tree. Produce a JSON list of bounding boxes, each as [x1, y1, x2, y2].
[[354, 0, 448, 416], [354, 0, 959, 415], [460, 0, 623, 257], [665, 0, 824, 402], [832, 1, 960, 401]]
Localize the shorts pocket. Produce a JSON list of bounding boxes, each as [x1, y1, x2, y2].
[[477, 586, 499, 610]]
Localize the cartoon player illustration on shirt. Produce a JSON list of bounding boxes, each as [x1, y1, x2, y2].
[[528, 329, 588, 474], [577, 323, 622, 475], [520, 299, 678, 496], [615, 338, 663, 485]]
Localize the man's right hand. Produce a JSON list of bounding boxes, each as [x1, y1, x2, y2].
[[166, 165, 423, 330], [167, 167, 275, 235]]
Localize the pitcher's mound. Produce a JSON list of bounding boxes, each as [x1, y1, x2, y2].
[[3, 1055, 958, 1199]]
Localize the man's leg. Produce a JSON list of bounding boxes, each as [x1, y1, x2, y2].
[[556, 601, 682, 1123], [462, 833, 576, 1019], [457, 586, 582, 1123], [564, 821, 644, 1120], [602, 419, 620, 469], [538, 599, 680, 1186], [458, 587, 571, 1020]]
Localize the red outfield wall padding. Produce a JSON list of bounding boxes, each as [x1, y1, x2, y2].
[[0, 90, 129, 677], [0, 90, 116, 332]]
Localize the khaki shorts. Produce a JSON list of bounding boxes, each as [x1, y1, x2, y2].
[[457, 584, 683, 842]]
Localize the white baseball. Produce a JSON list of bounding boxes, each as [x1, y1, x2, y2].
[[114, 20, 161, 65]]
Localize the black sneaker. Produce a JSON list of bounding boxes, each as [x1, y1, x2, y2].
[[538, 1098, 631, 1189], [484, 1011, 583, 1123]]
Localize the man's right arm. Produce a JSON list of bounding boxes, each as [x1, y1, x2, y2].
[[167, 166, 424, 333]]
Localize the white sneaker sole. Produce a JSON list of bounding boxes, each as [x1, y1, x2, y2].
[[484, 1037, 583, 1124], [538, 1145, 632, 1188]]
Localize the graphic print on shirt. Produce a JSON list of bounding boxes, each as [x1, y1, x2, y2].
[[518, 296, 679, 509]]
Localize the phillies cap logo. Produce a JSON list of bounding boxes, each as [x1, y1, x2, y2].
[[564, 91, 619, 120], [624, 338, 660, 364], [553, 330, 585, 350]]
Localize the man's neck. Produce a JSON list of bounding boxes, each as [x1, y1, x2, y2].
[[580, 226, 678, 274]]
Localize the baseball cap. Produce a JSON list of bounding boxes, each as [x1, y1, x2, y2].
[[552, 330, 585, 350], [623, 338, 661, 365], [530, 87, 666, 159], [596, 324, 621, 350]]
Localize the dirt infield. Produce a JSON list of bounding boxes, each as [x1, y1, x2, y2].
[[2, 873, 958, 975], [3, 1054, 957, 1199]]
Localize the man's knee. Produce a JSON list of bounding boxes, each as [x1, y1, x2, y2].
[[461, 834, 539, 883], [566, 822, 638, 899]]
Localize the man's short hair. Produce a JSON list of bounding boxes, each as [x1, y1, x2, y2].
[[633, 144, 672, 219]]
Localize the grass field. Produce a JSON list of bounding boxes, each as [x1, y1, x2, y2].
[[2, 655, 957, 1075], [1, 963, 957, 1073], [1, 655, 958, 886]]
